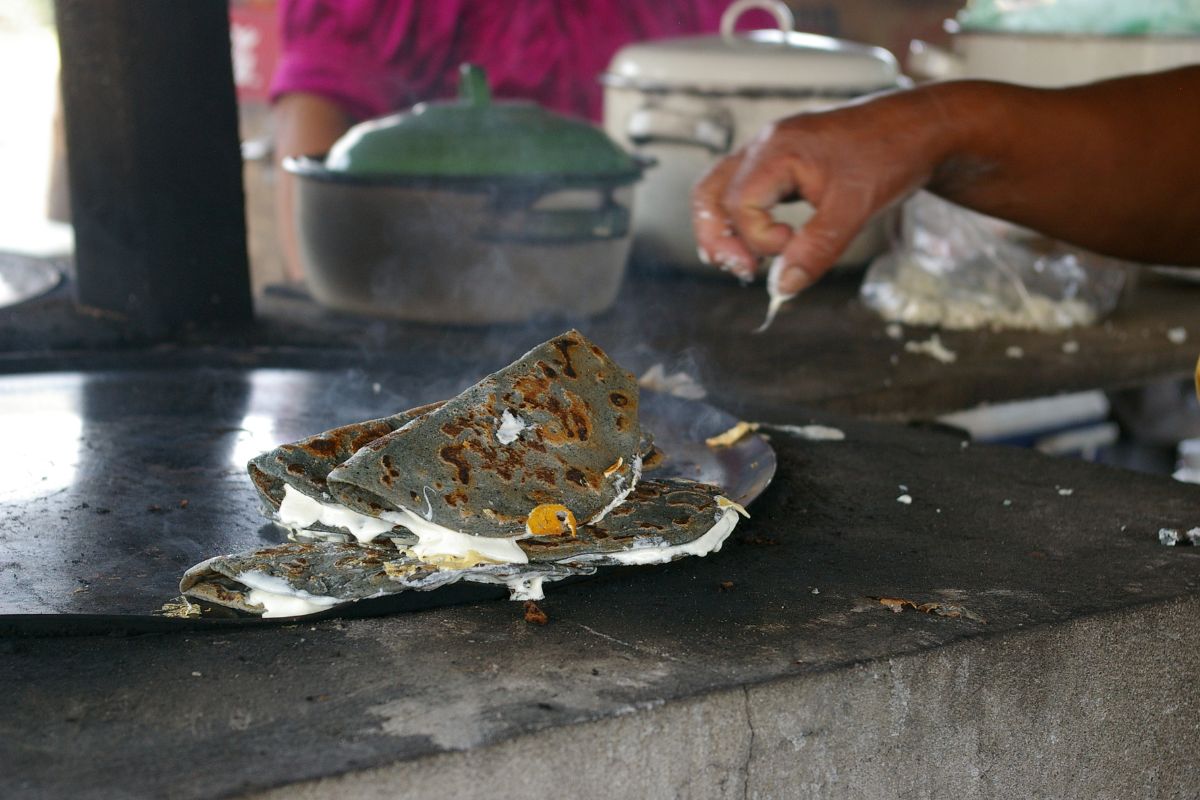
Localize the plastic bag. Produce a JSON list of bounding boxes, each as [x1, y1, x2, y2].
[[860, 192, 1128, 332], [957, 0, 1200, 36]]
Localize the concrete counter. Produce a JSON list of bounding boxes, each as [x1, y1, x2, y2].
[[4, 414, 1198, 798]]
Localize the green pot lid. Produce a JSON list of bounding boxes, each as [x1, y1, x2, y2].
[[325, 64, 641, 181]]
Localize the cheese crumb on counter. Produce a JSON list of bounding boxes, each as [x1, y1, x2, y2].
[[904, 334, 957, 364]]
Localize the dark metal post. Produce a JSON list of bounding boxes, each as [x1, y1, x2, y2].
[[55, 0, 253, 335]]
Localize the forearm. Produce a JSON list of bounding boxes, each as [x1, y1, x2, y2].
[[923, 67, 1200, 265], [273, 93, 353, 281]]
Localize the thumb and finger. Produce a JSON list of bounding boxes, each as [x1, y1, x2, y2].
[[694, 134, 879, 294], [692, 154, 759, 281], [769, 193, 873, 295], [723, 145, 875, 296]]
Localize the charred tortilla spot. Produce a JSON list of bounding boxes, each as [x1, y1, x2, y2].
[[513, 374, 552, 403], [304, 438, 338, 457], [552, 338, 578, 378], [248, 465, 283, 508], [349, 422, 392, 452], [381, 455, 400, 479], [569, 411, 590, 442], [521, 539, 559, 549], [632, 484, 661, 501]]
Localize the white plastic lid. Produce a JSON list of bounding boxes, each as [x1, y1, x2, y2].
[[603, 0, 899, 96]]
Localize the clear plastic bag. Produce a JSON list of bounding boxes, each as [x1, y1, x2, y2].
[[957, 0, 1200, 35], [860, 192, 1128, 332]]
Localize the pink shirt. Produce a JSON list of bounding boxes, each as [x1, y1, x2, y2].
[[270, 0, 754, 121]]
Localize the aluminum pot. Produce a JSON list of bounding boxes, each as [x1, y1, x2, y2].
[[288, 65, 647, 324], [910, 20, 1200, 86], [602, 0, 903, 273]]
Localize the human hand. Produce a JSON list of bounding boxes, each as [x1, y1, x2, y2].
[[692, 88, 950, 296]]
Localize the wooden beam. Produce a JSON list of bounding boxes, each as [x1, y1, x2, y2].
[[55, 0, 253, 334]]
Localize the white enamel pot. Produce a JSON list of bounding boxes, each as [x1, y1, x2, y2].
[[909, 20, 1200, 87], [602, 0, 904, 273]]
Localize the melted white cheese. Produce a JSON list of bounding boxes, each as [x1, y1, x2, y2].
[[496, 409, 527, 444], [381, 507, 529, 565], [278, 485, 527, 564], [605, 507, 740, 566], [277, 485, 394, 543], [507, 576, 545, 601], [586, 454, 643, 526], [238, 570, 341, 618], [755, 256, 797, 334], [770, 424, 846, 442], [904, 334, 957, 364]]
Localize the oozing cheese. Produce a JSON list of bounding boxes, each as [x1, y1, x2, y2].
[[471, 574, 548, 601], [239, 570, 341, 618], [277, 485, 395, 543], [278, 485, 528, 564], [603, 507, 740, 566], [381, 507, 530, 565]]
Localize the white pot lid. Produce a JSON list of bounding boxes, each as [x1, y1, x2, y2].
[[603, 0, 899, 97]]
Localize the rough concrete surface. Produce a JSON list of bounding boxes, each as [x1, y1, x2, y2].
[[743, 596, 1200, 800], [249, 597, 1199, 800]]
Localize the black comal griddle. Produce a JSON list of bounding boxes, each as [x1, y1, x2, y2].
[[0, 366, 773, 633]]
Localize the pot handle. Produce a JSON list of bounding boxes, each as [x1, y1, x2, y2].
[[627, 106, 734, 153], [721, 0, 794, 42]]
